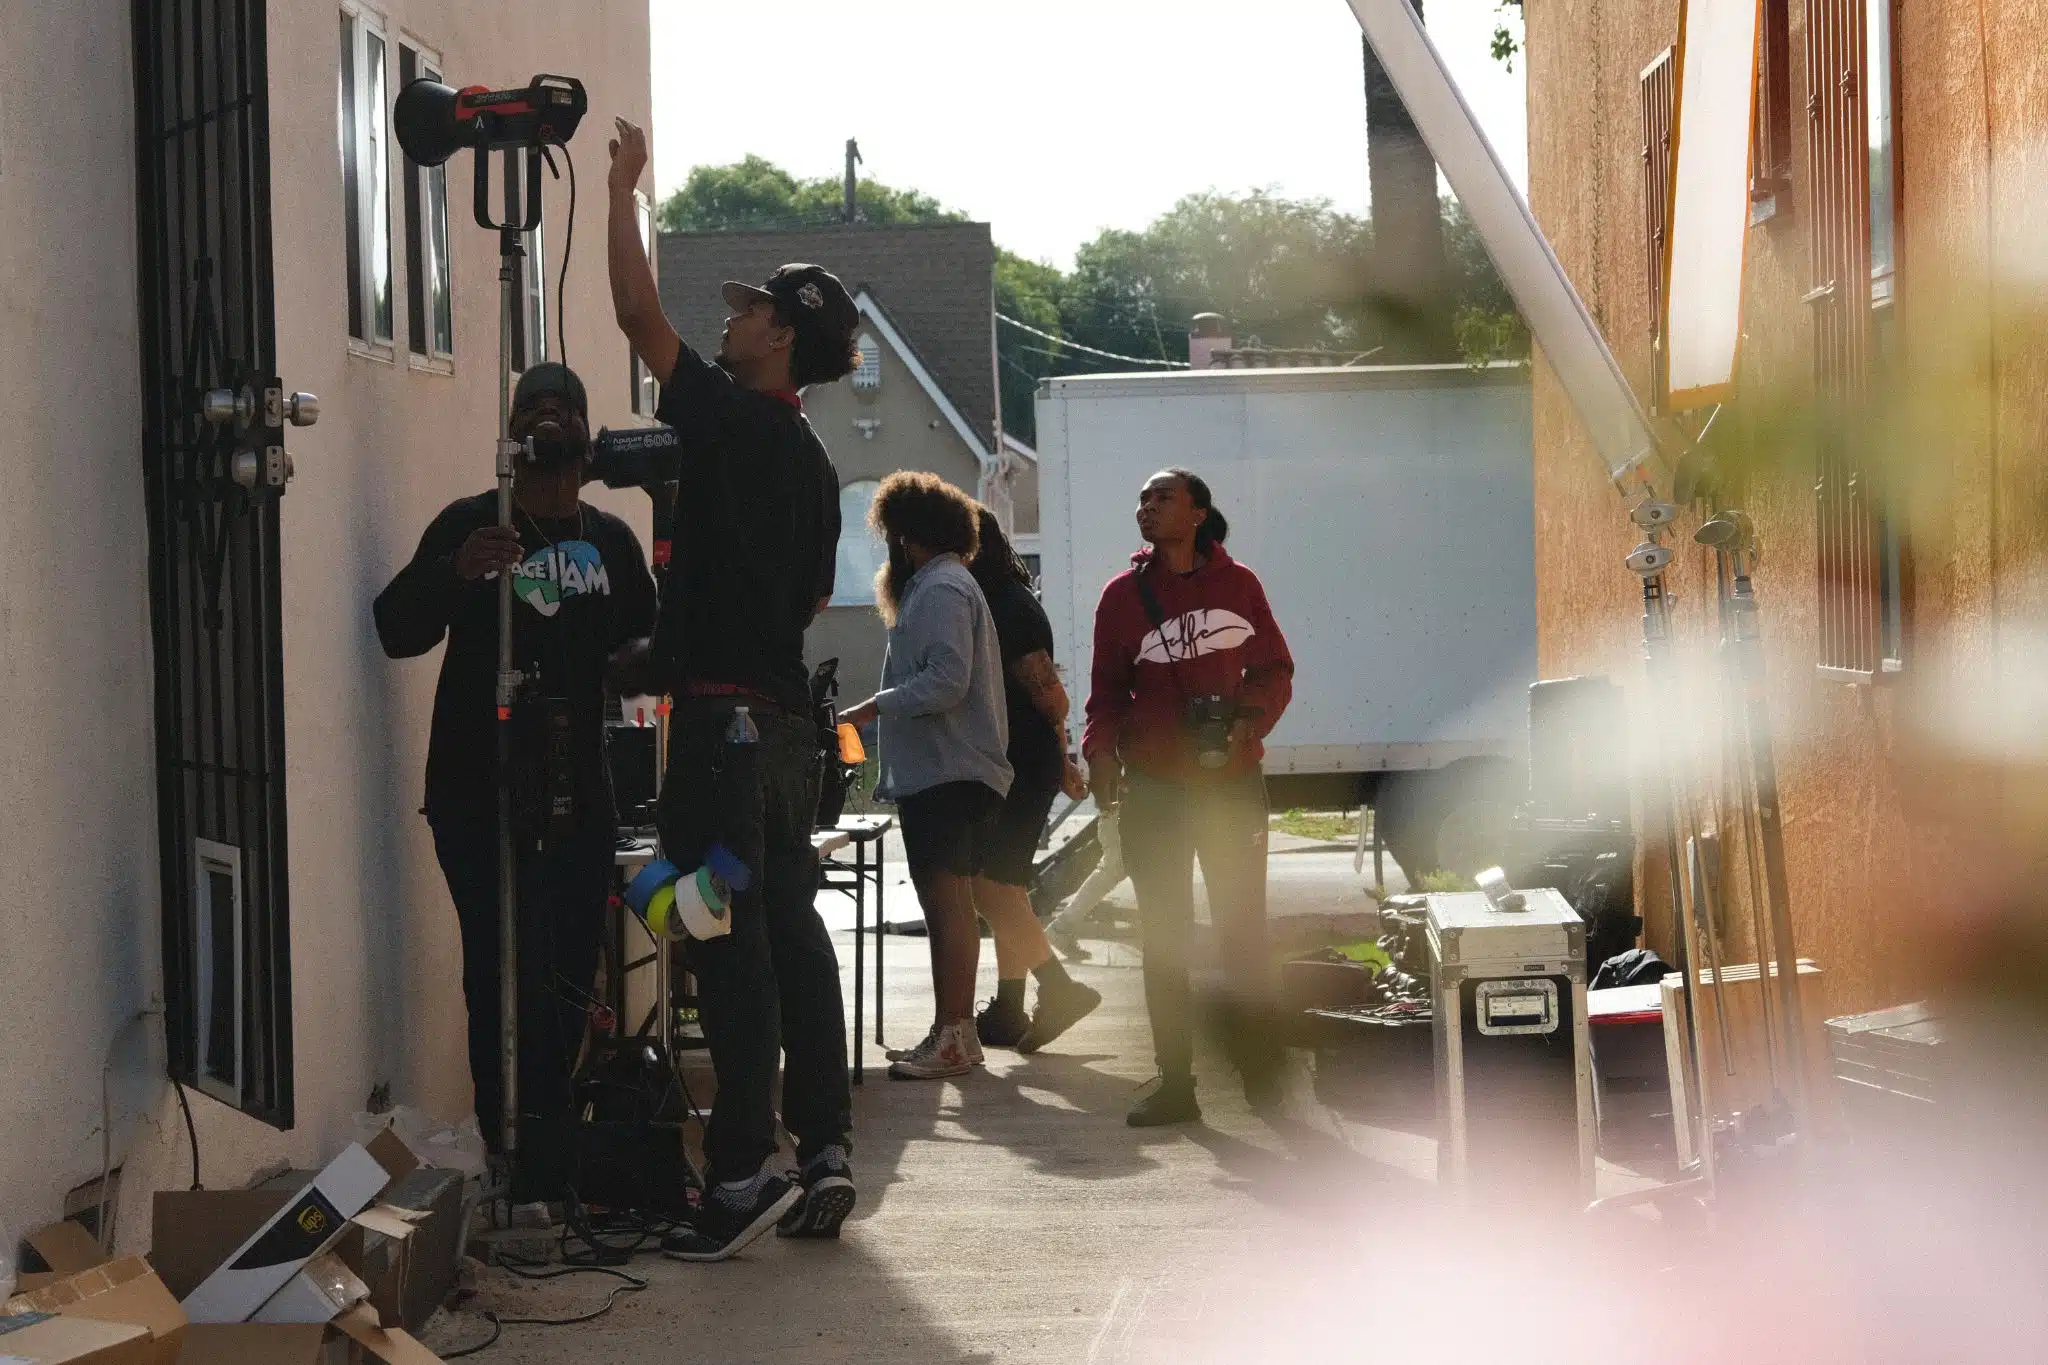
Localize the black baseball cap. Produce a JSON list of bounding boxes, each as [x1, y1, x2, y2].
[[722, 264, 860, 347], [512, 361, 588, 419]]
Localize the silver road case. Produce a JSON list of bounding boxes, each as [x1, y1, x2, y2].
[[1425, 887, 1596, 1201]]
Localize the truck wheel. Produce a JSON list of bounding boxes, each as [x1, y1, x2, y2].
[[1428, 758, 1521, 882], [1372, 771, 1438, 887], [1376, 760, 1521, 885]]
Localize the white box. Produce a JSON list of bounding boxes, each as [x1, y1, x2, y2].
[[178, 1145, 390, 1325]]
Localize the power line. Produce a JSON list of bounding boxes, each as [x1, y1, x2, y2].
[[996, 314, 1190, 369]]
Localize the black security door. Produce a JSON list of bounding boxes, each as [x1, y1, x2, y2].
[[134, 0, 317, 1127]]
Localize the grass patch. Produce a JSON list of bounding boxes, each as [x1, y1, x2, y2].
[[1417, 869, 1478, 893], [1271, 807, 1362, 843]]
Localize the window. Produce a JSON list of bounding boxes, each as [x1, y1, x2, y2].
[[339, 8, 393, 347], [852, 332, 882, 391], [504, 151, 548, 371], [1639, 49, 1675, 408], [1805, 0, 1905, 678], [400, 42, 453, 362], [630, 191, 657, 413], [1752, 0, 1794, 214], [832, 480, 885, 606], [1867, 0, 1897, 307], [193, 840, 245, 1107]]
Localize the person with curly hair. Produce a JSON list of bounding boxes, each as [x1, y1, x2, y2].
[[838, 473, 1014, 1080]]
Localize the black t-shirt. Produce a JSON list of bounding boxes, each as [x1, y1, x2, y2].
[[374, 492, 658, 823], [651, 344, 839, 714], [981, 573, 1064, 784]]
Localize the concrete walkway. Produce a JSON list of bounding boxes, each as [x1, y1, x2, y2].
[[429, 914, 1458, 1364]]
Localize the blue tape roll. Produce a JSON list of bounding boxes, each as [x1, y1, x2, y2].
[[705, 843, 753, 893], [624, 857, 680, 916]]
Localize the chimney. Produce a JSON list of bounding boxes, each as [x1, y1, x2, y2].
[[1188, 312, 1231, 370]]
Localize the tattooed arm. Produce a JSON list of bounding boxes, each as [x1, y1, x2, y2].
[[1012, 649, 1089, 798]]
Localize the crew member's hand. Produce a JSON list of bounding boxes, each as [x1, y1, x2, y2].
[[1061, 756, 1089, 801], [1088, 755, 1122, 810], [608, 118, 649, 195], [454, 525, 524, 581], [1226, 718, 1255, 760], [838, 697, 880, 731]]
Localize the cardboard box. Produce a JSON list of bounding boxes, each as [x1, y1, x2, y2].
[[14, 1224, 109, 1296], [358, 1169, 465, 1333], [0, 1311, 152, 1364], [174, 1322, 336, 1364], [176, 1146, 391, 1325], [5, 1259, 187, 1365]]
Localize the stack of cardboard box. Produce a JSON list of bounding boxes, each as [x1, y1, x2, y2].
[[3, 1128, 470, 1364]]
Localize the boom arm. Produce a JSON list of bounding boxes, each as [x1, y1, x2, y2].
[[1344, 0, 1670, 491]]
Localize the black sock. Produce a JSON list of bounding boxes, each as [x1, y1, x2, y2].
[[997, 978, 1026, 1013], [1032, 956, 1074, 990]]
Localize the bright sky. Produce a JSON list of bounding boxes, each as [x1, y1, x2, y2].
[[646, 0, 1526, 270]]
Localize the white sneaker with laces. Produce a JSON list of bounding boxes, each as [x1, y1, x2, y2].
[[884, 1023, 939, 1063], [887, 1020, 981, 1079]]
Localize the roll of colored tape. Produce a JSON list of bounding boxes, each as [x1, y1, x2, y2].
[[640, 866, 732, 942], [625, 857, 681, 917]]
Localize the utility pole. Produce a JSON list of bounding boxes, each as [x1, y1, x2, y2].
[[843, 138, 863, 223]]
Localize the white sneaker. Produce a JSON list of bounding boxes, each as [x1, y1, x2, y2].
[[887, 1021, 982, 1079], [884, 1023, 938, 1063]]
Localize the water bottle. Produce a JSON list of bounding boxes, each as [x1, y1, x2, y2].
[[725, 705, 760, 745]]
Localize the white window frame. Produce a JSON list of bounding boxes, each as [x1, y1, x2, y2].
[[193, 839, 245, 1109], [340, 4, 395, 356], [525, 199, 550, 369], [401, 37, 454, 370], [630, 190, 657, 414], [851, 332, 882, 391]]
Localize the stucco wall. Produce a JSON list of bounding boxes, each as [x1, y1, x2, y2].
[[1525, 0, 2046, 1020], [0, 0, 654, 1247], [802, 323, 987, 702], [0, 0, 164, 1238]]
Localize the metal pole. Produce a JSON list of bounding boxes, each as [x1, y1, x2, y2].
[[1636, 551, 1716, 1187], [1729, 558, 1809, 1120], [495, 222, 525, 1184]]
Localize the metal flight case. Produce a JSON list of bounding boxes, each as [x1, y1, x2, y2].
[[1426, 883, 1596, 1202]]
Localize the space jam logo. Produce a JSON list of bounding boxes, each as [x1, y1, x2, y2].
[[510, 541, 611, 618]]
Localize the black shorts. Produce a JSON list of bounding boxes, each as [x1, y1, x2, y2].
[[979, 767, 1061, 887], [897, 780, 1003, 878]]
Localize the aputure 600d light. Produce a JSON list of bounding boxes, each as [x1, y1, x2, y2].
[[393, 73, 588, 167]]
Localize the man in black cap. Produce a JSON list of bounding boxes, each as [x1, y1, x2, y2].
[[375, 361, 658, 1204], [607, 119, 863, 1259]]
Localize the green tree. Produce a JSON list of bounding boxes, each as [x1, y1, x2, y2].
[[657, 155, 964, 232]]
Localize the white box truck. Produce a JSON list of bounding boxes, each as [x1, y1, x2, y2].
[[1035, 362, 1536, 878]]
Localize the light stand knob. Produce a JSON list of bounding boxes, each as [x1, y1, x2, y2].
[[286, 392, 321, 427]]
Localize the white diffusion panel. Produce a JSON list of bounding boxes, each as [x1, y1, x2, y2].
[[1663, 0, 1761, 407]]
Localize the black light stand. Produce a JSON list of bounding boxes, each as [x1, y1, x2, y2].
[[394, 73, 588, 1205]]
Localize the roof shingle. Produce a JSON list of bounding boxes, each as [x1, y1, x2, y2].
[[656, 222, 997, 445]]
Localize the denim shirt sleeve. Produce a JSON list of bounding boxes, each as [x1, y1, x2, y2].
[[873, 576, 976, 719]]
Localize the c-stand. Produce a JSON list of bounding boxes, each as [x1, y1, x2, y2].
[[395, 72, 588, 1206]]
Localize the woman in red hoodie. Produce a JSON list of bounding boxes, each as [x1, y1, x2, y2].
[[1082, 468, 1295, 1126]]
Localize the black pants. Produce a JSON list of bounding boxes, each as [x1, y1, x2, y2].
[[1120, 769, 1274, 1083], [657, 698, 852, 1183], [431, 809, 612, 1203]]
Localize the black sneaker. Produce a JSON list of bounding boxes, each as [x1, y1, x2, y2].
[[1127, 1075, 1201, 1128], [777, 1146, 857, 1239], [661, 1174, 801, 1261], [975, 996, 1030, 1048], [1016, 979, 1103, 1055]]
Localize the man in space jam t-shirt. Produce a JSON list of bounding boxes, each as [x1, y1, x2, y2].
[[375, 488, 657, 825], [373, 362, 657, 1201]]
